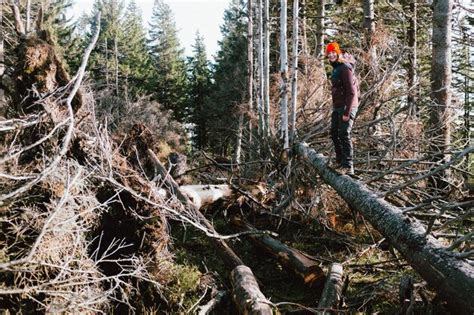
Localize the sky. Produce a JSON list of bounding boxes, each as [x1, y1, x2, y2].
[[70, 0, 231, 59]]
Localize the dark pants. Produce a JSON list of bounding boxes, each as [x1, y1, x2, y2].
[[331, 108, 356, 168]]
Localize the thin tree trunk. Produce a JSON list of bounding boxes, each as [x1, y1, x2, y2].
[[430, 0, 453, 185], [10, 2, 25, 35], [257, 0, 265, 137], [248, 0, 254, 144], [405, 0, 418, 116], [301, 0, 308, 63], [26, 0, 31, 33], [114, 36, 119, 96], [363, 0, 376, 69], [280, 0, 289, 150], [263, 0, 271, 138], [316, 0, 325, 59], [295, 143, 474, 314], [105, 38, 109, 87], [234, 113, 244, 164], [290, 0, 299, 142]]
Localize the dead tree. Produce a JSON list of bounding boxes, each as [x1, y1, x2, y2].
[[148, 150, 273, 314], [317, 263, 344, 313], [232, 217, 325, 286], [295, 143, 474, 314]]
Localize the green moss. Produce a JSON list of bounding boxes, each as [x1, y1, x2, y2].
[[165, 263, 202, 310]]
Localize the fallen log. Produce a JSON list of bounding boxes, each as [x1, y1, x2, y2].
[[148, 149, 272, 314], [148, 149, 243, 268], [231, 265, 273, 315], [317, 263, 344, 314], [296, 143, 474, 313], [180, 184, 233, 210], [232, 217, 325, 286]]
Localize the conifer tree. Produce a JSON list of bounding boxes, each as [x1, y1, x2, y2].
[[87, 0, 126, 92], [187, 32, 212, 149], [207, 0, 247, 155], [122, 0, 153, 97], [148, 0, 188, 122]]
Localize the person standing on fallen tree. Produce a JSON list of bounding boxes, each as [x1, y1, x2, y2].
[[326, 42, 359, 175]]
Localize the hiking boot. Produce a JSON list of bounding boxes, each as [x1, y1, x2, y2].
[[336, 166, 354, 175], [328, 160, 342, 168]]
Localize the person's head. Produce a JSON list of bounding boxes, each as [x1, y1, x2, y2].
[[325, 42, 341, 63]]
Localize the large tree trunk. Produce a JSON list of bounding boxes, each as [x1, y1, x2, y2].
[[232, 218, 325, 286], [430, 0, 453, 186], [295, 143, 474, 313]]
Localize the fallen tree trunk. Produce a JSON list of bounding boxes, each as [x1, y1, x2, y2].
[[231, 265, 273, 315], [231, 217, 325, 286], [148, 149, 243, 268], [180, 184, 232, 210], [148, 150, 273, 314], [317, 263, 344, 314], [296, 143, 474, 313]]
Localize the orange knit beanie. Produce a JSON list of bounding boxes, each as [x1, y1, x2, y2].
[[325, 42, 341, 55]]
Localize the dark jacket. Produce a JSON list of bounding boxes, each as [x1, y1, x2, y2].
[[330, 62, 358, 117]]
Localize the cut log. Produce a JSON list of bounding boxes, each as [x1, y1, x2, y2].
[[296, 143, 474, 313], [232, 217, 325, 286], [317, 263, 344, 314], [180, 184, 233, 210], [231, 265, 273, 315]]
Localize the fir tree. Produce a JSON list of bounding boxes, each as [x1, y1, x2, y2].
[[122, 0, 153, 97], [207, 0, 248, 155], [187, 32, 212, 149], [148, 0, 189, 122]]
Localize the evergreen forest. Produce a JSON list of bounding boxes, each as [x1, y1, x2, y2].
[[0, 0, 473, 313]]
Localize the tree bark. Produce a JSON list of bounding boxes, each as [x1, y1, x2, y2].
[[248, 0, 254, 143], [295, 143, 474, 313], [315, 0, 325, 59], [180, 184, 232, 210], [317, 263, 343, 313], [263, 0, 271, 137], [257, 0, 265, 137], [290, 0, 299, 142], [231, 265, 273, 315], [232, 217, 325, 286], [280, 0, 289, 149], [430, 0, 453, 185], [403, 0, 418, 116]]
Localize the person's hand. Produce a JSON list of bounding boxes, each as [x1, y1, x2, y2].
[[342, 114, 350, 122]]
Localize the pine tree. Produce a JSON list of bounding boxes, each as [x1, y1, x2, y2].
[[207, 0, 248, 156], [86, 0, 126, 93], [187, 32, 212, 149], [148, 0, 188, 122], [122, 0, 153, 97]]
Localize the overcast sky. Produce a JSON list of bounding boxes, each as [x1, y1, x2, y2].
[[70, 0, 231, 59]]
